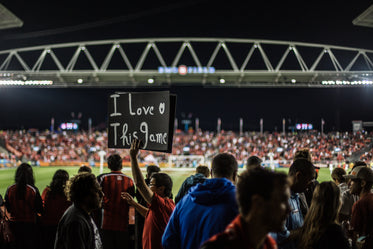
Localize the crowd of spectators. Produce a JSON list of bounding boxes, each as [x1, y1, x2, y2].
[[0, 129, 372, 166], [1, 142, 373, 249]]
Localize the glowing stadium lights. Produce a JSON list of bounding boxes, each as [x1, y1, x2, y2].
[[291, 79, 296, 83], [321, 80, 373, 85], [0, 80, 53, 85], [0, 73, 12, 77], [77, 78, 83, 84], [147, 78, 154, 84], [219, 78, 226, 84]]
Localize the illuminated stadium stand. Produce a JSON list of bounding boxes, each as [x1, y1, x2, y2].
[[0, 38, 372, 87]]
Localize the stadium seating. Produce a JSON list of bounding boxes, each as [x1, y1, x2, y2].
[[1, 130, 372, 167]]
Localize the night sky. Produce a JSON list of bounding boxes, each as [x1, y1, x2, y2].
[[0, 0, 372, 132]]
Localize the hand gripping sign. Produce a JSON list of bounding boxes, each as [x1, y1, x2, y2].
[[108, 91, 176, 153]]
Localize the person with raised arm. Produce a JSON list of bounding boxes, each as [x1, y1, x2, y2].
[[129, 139, 175, 249]]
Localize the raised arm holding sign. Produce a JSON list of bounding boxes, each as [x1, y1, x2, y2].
[[129, 139, 153, 204]]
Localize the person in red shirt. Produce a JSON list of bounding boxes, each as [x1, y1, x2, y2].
[[40, 169, 71, 249], [97, 154, 135, 249], [129, 139, 175, 249], [347, 166, 373, 249], [4, 163, 43, 249], [122, 165, 161, 249], [201, 168, 290, 249]]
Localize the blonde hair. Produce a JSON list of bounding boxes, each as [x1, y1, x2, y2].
[[296, 181, 341, 249]]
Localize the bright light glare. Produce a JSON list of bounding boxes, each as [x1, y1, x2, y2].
[[77, 79, 83, 84], [291, 79, 296, 83], [321, 80, 373, 85], [219, 78, 225, 84], [0, 80, 53, 85], [148, 78, 154, 84]]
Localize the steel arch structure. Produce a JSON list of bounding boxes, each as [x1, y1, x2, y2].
[[0, 38, 373, 87]]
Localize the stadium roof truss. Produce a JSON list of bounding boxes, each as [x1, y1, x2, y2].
[[0, 38, 373, 87], [0, 4, 23, 30], [353, 4, 373, 28]]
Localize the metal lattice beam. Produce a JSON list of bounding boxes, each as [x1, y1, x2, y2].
[[0, 38, 372, 87]]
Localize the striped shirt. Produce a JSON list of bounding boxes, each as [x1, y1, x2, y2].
[[97, 171, 135, 231], [5, 184, 43, 223], [41, 186, 72, 226]]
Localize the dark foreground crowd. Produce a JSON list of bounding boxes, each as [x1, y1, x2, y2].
[[0, 141, 372, 249]]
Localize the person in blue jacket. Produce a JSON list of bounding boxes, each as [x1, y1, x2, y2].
[[162, 153, 238, 249]]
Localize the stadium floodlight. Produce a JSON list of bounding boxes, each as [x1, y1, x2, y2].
[[291, 79, 296, 83], [77, 79, 83, 84], [219, 78, 225, 84], [147, 78, 154, 84], [0, 80, 53, 85], [321, 80, 373, 85]]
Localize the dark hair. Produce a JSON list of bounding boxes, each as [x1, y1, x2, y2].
[[78, 165, 92, 174], [294, 149, 312, 162], [65, 173, 100, 204], [107, 154, 122, 171], [352, 161, 367, 170], [196, 165, 210, 177], [151, 173, 173, 198], [15, 163, 35, 198], [49, 170, 69, 197], [236, 168, 288, 216], [146, 165, 161, 179], [212, 153, 238, 178], [246, 156, 262, 170], [289, 159, 315, 178], [365, 181, 373, 192], [331, 167, 346, 183]]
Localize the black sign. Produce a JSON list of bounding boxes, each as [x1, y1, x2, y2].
[[108, 91, 176, 153]]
